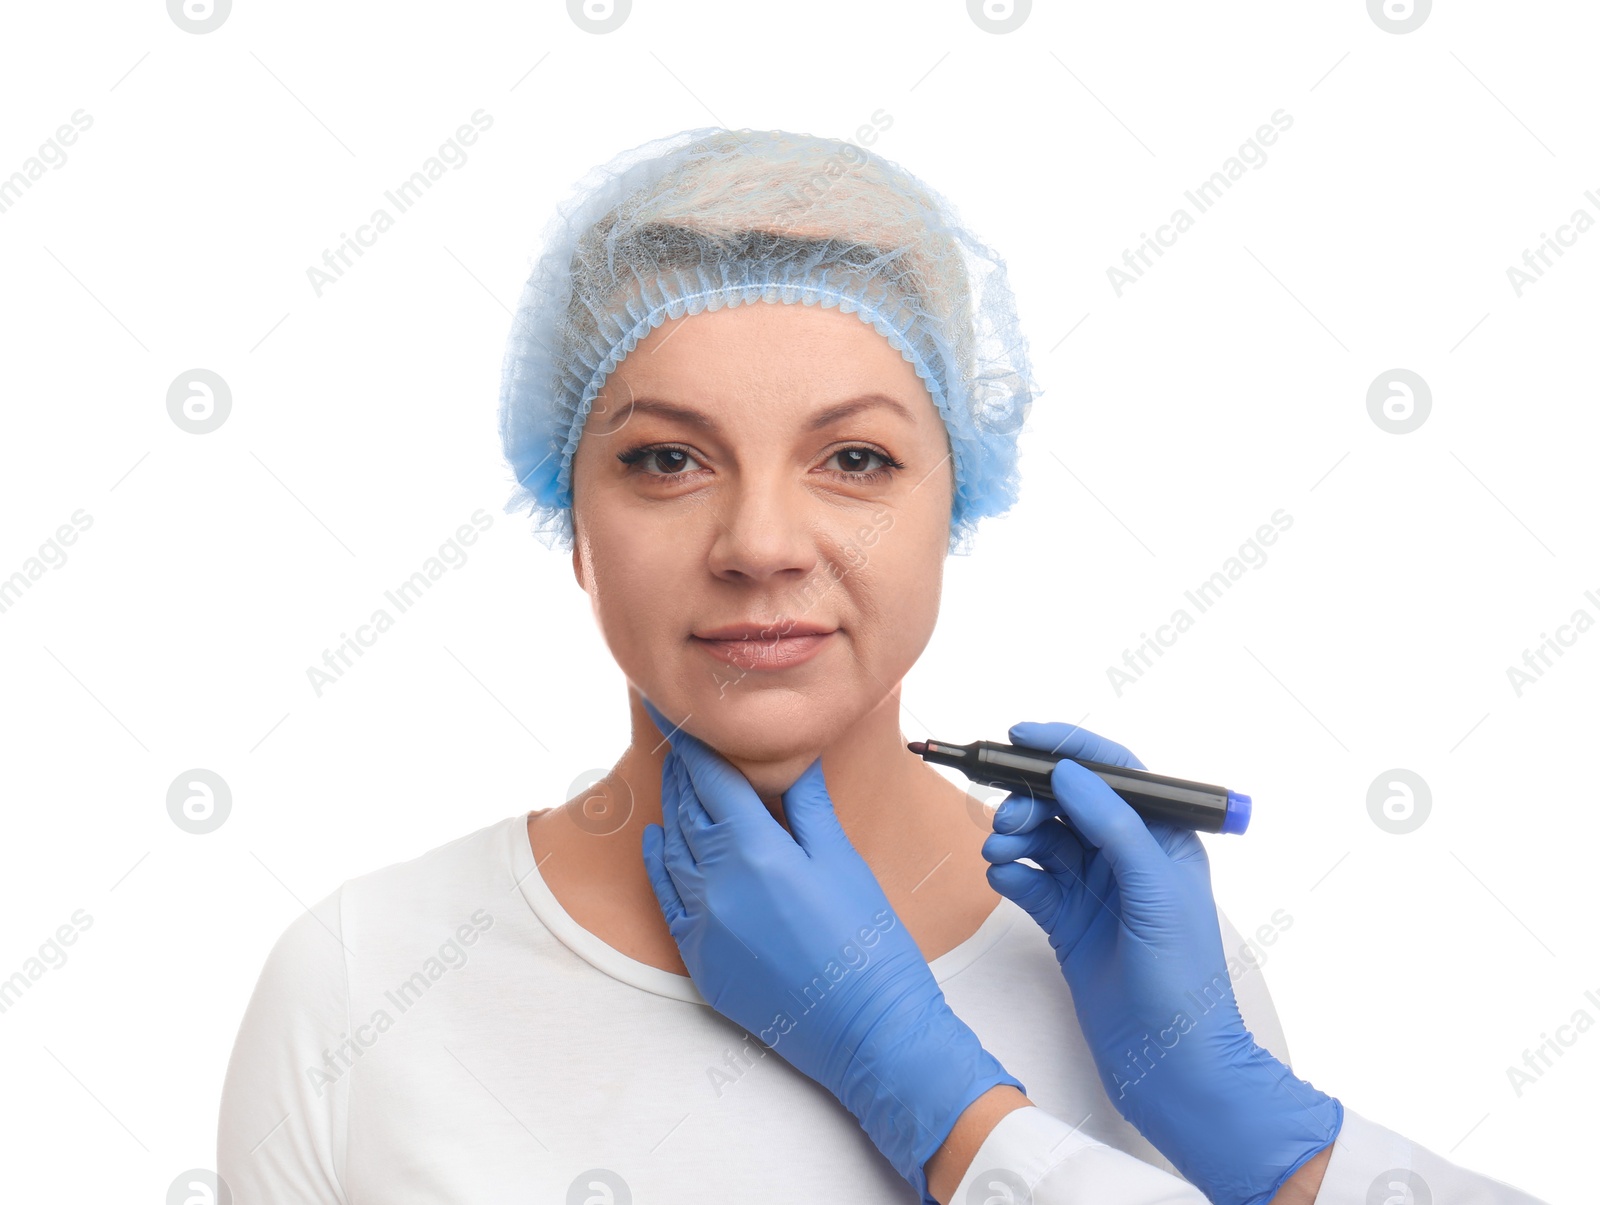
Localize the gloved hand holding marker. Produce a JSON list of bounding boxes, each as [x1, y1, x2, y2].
[[907, 737, 1252, 834], [639, 705, 1547, 1205], [981, 720, 1341, 1205]]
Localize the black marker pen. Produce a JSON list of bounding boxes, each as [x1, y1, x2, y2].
[[906, 738, 1251, 835]]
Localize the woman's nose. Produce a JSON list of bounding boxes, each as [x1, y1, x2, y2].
[[705, 476, 824, 583]]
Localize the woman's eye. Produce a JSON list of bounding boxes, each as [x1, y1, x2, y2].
[[826, 446, 902, 481], [617, 444, 703, 477], [616, 443, 902, 482], [831, 448, 879, 473]]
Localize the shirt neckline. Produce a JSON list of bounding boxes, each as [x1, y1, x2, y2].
[[506, 809, 1018, 1004]]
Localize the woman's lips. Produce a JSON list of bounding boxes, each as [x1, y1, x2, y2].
[[690, 631, 835, 670]]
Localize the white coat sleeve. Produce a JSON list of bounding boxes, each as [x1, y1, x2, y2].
[[947, 1105, 1553, 1205], [947, 1106, 1210, 1204], [217, 889, 352, 1205], [1312, 1106, 1551, 1205]]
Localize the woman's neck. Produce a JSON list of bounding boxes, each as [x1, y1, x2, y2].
[[527, 690, 1004, 973], [624, 686, 984, 899]]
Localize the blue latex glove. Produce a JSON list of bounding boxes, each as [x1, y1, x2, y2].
[[637, 695, 1025, 1205], [981, 720, 1343, 1205]]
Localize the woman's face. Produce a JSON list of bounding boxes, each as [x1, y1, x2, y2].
[[568, 300, 955, 764]]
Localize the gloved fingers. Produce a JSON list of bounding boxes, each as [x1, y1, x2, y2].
[[1008, 720, 1147, 771], [991, 790, 1055, 836], [984, 859, 1069, 934], [1044, 757, 1170, 890], [660, 753, 716, 920], [992, 766, 1189, 905], [640, 824, 688, 930], [992, 789, 1088, 842], [659, 746, 700, 873], [669, 749, 716, 865], [641, 693, 768, 827], [982, 821, 1085, 881], [1146, 818, 1207, 866], [777, 755, 846, 859]]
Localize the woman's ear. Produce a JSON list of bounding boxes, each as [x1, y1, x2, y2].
[[571, 546, 585, 591]]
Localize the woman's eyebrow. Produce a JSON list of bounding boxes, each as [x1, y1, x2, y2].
[[804, 394, 916, 430], [623, 393, 916, 432]]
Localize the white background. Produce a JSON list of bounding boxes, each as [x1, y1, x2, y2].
[[1, 1, 1594, 1201]]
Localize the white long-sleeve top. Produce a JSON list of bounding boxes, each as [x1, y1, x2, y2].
[[949, 1099, 1550, 1204], [218, 811, 1549, 1204]]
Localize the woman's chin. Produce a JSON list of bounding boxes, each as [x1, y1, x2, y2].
[[694, 728, 826, 769], [666, 697, 840, 764]]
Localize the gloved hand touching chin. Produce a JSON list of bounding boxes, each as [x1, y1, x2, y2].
[[982, 719, 1343, 1205], [637, 695, 1024, 1205]]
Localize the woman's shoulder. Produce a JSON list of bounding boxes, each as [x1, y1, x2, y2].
[[338, 812, 522, 908], [220, 812, 538, 1197], [252, 812, 526, 982]]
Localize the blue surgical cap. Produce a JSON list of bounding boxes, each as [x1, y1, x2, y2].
[[496, 126, 1038, 555]]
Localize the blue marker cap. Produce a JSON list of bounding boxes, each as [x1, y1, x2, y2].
[[1222, 790, 1252, 834]]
